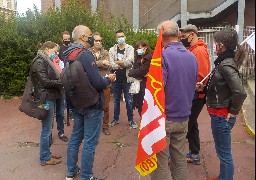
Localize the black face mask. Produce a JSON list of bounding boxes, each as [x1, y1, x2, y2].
[[63, 40, 70, 46], [181, 34, 192, 48], [87, 37, 94, 47]]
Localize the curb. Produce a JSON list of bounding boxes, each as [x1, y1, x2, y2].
[[241, 107, 255, 139]]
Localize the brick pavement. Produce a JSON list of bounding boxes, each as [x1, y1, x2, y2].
[[0, 98, 254, 180]]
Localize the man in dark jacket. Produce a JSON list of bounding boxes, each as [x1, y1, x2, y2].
[[64, 25, 116, 180], [54, 31, 71, 142], [59, 31, 71, 66]]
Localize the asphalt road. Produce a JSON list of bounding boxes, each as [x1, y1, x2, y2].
[[0, 98, 254, 180]]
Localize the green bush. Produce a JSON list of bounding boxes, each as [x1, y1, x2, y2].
[[0, 0, 157, 97]]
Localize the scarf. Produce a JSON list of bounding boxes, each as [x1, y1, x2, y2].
[[37, 51, 61, 79]]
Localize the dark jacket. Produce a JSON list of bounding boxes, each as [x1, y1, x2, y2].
[[128, 54, 152, 110], [31, 51, 63, 101], [63, 42, 111, 111], [59, 44, 69, 66], [206, 57, 247, 115]]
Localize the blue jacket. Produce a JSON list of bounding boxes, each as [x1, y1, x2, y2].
[[64, 43, 111, 110], [162, 42, 198, 122]]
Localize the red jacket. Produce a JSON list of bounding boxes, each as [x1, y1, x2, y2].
[[189, 39, 211, 98]]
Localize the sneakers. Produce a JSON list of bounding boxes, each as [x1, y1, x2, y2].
[[109, 120, 138, 129], [40, 157, 61, 166], [186, 152, 201, 165], [58, 132, 69, 142], [129, 121, 138, 129], [66, 167, 81, 180], [109, 120, 119, 127], [89, 176, 103, 180]]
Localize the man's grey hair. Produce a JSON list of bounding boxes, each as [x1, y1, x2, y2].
[[72, 25, 88, 41], [157, 20, 179, 37]]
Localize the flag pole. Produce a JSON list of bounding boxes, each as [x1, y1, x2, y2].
[[200, 72, 211, 83]]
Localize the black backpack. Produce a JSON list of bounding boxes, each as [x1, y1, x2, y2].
[[61, 51, 99, 110]]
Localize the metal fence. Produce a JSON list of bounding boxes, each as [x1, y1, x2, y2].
[[198, 26, 255, 81], [242, 26, 255, 81]]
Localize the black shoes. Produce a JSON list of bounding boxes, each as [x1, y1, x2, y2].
[[58, 132, 69, 142]]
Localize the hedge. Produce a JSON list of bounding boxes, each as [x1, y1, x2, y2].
[[0, 0, 157, 97]]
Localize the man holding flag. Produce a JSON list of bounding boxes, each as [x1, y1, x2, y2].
[[151, 20, 198, 180]]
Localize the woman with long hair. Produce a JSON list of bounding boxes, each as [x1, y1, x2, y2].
[[197, 29, 247, 180], [128, 40, 152, 117]]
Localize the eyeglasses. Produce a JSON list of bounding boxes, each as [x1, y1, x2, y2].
[[94, 40, 102, 42]]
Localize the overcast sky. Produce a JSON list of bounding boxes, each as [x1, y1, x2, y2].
[[16, 0, 41, 14]]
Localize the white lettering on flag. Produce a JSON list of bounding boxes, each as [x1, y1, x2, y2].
[[140, 89, 162, 129], [140, 89, 166, 155], [141, 117, 166, 155]]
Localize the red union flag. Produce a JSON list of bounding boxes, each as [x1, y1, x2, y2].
[[135, 27, 166, 176]]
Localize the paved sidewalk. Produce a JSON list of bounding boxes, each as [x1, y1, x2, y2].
[[0, 98, 255, 180], [242, 79, 255, 139]]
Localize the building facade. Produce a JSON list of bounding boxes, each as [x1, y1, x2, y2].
[[41, 0, 254, 30], [0, 0, 17, 15], [41, 0, 90, 12]]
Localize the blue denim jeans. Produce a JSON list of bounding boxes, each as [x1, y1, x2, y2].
[[40, 100, 55, 163], [111, 82, 133, 122], [66, 108, 103, 180], [210, 115, 236, 180], [56, 96, 65, 134]]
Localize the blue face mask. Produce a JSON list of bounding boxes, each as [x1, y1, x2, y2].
[[136, 49, 145, 56], [117, 37, 125, 45], [49, 53, 57, 60]]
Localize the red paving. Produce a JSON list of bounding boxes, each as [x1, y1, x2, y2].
[[0, 98, 255, 180]]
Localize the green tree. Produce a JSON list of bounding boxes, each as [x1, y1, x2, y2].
[[0, 0, 157, 97]]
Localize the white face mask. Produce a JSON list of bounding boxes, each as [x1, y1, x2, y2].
[[136, 49, 145, 56], [117, 37, 125, 45]]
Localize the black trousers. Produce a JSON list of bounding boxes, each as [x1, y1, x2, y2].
[[187, 98, 205, 154]]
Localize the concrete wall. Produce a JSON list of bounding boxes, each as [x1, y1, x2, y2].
[[41, 0, 55, 12], [244, 0, 255, 26], [98, 0, 180, 29], [0, 0, 16, 10], [41, 0, 255, 27], [42, 0, 91, 13], [189, 0, 255, 27]]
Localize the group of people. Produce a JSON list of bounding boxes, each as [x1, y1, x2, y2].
[[29, 20, 247, 180], [150, 21, 247, 180]]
